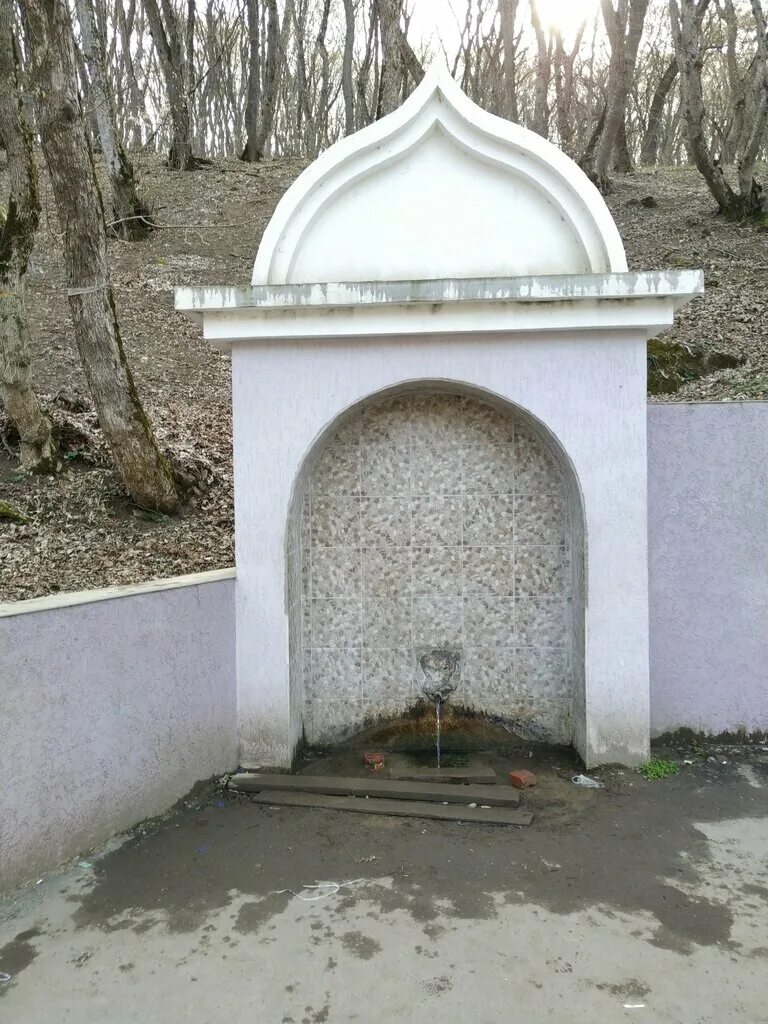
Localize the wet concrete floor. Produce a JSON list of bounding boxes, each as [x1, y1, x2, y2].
[[1, 747, 767, 1022]]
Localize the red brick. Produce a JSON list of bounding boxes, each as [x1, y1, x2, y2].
[[508, 769, 537, 790], [363, 752, 386, 770]]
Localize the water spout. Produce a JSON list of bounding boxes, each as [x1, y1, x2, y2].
[[418, 649, 461, 769]]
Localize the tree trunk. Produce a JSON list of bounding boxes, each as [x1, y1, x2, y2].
[[553, 21, 586, 155], [375, 0, 404, 116], [241, 0, 278, 161], [0, 0, 57, 472], [241, 0, 261, 160], [143, 0, 195, 169], [498, 0, 520, 122], [314, 0, 333, 151], [75, 0, 151, 239], [639, 56, 678, 164], [342, 0, 355, 134], [115, 0, 144, 149], [736, 0, 768, 205], [23, 0, 179, 512], [614, 115, 634, 170], [670, 0, 764, 218], [590, 0, 649, 189], [529, 0, 551, 137], [640, 0, 710, 166]]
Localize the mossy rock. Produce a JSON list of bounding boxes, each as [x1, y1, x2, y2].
[[0, 499, 28, 524], [648, 340, 744, 395]]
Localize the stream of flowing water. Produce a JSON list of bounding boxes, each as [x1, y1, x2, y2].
[[435, 697, 442, 768]]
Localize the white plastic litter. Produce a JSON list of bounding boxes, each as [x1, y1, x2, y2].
[[572, 774, 604, 789], [0, 972, 11, 983], [275, 879, 364, 903]]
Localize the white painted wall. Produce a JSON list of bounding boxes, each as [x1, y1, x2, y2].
[[0, 571, 237, 895], [231, 332, 650, 768]]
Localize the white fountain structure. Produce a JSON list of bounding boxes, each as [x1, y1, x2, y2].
[[176, 64, 702, 770]]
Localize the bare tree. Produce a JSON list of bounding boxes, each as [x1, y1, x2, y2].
[[640, 0, 711, 164], [584, 0, 650, 187], [341, 0, 355, 133], [498, 0, 521, 121], [23, 0, 179, 511], [639, 53, 680, 162], [553, 20, 588, 154], [0, 0, 57, 472], [143, 0, 197, 168], [375, 0, 405, 115], [671, 0, 768, 217], [241, 0, 279, 160], [74, 0, 151, 238], [530, 0, 552, 137]]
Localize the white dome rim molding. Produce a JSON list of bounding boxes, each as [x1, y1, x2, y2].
[[251, 63, 628, 286]]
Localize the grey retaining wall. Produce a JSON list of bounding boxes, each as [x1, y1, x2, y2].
[[648, 402, 768, 738], [0, 570, 237, 894]]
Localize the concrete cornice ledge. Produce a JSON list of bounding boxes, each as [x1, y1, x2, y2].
[[175, 270, 703, 346]]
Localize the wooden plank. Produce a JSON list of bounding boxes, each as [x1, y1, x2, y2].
[[228, 772, 519, 806], [248, 789, 533, 826], [386, 759, 499, 785]]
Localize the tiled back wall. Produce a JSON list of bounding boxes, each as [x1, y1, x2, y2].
[[299, 392, 575, 745]]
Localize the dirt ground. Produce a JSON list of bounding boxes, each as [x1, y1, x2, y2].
[[1, 158, 767, 600], [1, 744, 768, 1022]]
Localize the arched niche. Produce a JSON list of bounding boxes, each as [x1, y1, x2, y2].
[[285, 381, 586, 752]]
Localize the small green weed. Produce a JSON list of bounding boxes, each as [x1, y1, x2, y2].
[[638, 758, 680, 780], [0, 499, 28, 523]]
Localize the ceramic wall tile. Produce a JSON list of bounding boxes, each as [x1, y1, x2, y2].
[[462, 646, 515, 701], [463, 494, 515, 546], [363, 648, 414, 700], [515, 598, 568, 647], [514, 493, 566, 545], [463, 596, 515, 646], [411, 445, 463, 495], [362, 545, 411, 597], [411, 393, 464, 444], [304, 699, 365, 744], [412, 545, 462, 597], [461, 398, 516, 444], [412, 597, 463, 648], [311, 496, 361, 547], [515, 430, 563, 494], [360, 497, 411, 547], [310, 599, 362, 648], [516, 646, 570, 698], [309, 648, 362, 700], [360, 395, 412, 444], [363, 597, 411, 647], [300, 390, 576, 743], [514, 544, 569, 597], [462, 444, 515, 493], [361, 444, 410, 495], [311, 445, 361, 496], [463, 546, 514, 596], [411, 496, 463, 546], [311, 545, 361, 599]]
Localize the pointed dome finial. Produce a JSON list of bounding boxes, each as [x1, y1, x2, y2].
[[252, 68, 626, 285]]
